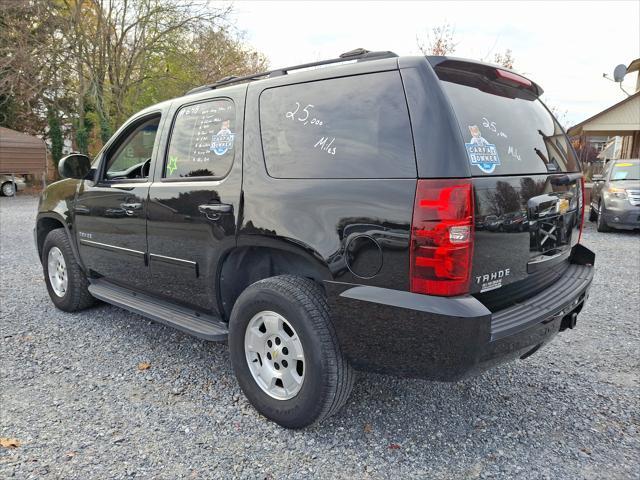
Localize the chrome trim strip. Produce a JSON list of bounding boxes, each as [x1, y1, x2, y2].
[[149, 253, 199, 276], [79, 239, 146, 258]]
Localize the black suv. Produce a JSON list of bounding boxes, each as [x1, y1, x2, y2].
[[35, 50, 595, 428]]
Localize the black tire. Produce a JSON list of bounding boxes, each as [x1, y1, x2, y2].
[[42, 229, 95, 311], [596, 201, 611, 232], [229, 275, 355, 429], [1, 181, 16, 197], [588, 204, 597, 222]]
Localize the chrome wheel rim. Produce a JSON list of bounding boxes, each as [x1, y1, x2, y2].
[[2, 183, 15, 196], [47, 247, 68, 297], [244, 311, 305, 400]]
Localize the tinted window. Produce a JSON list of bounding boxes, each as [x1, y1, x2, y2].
[[259, 71, 416, 178], [106, 117, 159, 177], [165, 99, 235, 179], [439, 74, 579, 176]]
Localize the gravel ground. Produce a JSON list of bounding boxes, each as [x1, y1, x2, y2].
[[1, 195, 639, 479]]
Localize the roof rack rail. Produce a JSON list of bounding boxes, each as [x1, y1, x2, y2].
[[185, 48, 398, 95]]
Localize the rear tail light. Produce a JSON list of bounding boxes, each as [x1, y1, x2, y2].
[[495, 69, 532, 88], [410, 179, 474, 296], [578, 176, 585, 243]]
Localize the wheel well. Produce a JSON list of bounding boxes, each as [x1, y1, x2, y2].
[[37, 217, 65, 261], [218, 246, 330, 321]]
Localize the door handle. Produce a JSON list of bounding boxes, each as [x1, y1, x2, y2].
[[198, 203, 232, 220]]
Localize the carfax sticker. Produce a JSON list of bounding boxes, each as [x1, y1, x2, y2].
[[210, 120, 235, 156], [465, 125, 501, 174]]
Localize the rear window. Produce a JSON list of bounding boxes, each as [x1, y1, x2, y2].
[[437, 64, 579, 176], [259, 71, 416, 179]]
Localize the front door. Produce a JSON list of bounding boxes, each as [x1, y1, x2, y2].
[[74, 113, 163, 291], [146, 95, 243, 315]]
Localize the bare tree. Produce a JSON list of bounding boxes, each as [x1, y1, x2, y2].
[[545, 100, 569, 128], [494, 49, 515, 69], [417, 23, 458, 56]]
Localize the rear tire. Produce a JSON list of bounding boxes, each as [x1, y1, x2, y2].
[[229, 275, 354, 429], [43, 229, 95, 311], [596, 201, 611, 232]]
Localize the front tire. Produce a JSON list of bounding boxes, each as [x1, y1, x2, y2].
[[229, 275, 354, 429], [596, 201, 611, 232], [1, 181, 16, 197], [42, 229, 95, 312]]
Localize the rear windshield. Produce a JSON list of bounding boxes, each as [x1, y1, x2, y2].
[[436, 64, 579, 176]]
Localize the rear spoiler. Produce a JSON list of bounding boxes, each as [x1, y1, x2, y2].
[[427, 56, 544, 99]]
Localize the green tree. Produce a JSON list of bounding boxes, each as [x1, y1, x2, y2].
[[47, 107, 63, 168]]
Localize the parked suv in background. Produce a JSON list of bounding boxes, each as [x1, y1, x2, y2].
[[35, 49, 595, 428], [590, 159, 640, 231]]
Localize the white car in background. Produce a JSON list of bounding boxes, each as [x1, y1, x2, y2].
[[0, 175, 26, 196]]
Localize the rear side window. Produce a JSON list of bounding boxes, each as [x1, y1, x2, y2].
[[259, 71, 416, 178], [164, 99, 235, 179], [436, 63, 579, 176]]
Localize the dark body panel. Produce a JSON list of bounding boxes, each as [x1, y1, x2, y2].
[[74, 181, 151, 291], [240, 63, 416, 292], [145, 86, 246, 314], [35, 178, 83, 264], [72, 107, 169, 292], [398, 57, 472, 179], [327, 256, 593, 379], [471, 174, 582, 304]]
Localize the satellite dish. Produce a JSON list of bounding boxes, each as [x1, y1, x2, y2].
[[613, 64, 627, 82]]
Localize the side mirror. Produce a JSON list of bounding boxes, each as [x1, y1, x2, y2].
[[592, 174, 604, 182], [58, 154, 91, 179]]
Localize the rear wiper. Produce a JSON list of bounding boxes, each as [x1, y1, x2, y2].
[[534, 147, 558, 171]]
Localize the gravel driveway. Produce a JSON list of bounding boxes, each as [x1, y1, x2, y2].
[[1, 195, 639, 479]]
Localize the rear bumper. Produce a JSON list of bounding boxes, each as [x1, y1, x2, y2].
[[327, 246, 595, 381]]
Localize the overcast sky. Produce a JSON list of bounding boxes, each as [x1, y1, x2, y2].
[[231, 0, 640, 127]]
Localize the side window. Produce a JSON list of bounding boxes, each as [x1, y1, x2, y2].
[[259, 71, 416, 179], [105, 116, 160, 180], [164, 99, 236, 179]]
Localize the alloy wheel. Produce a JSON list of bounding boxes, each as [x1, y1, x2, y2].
[[244, 310, 305, 400], [47, 246, 68, 297]]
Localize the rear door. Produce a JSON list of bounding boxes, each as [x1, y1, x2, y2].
[[145, 91, 244, 315], [432, 59, 582, 308]]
